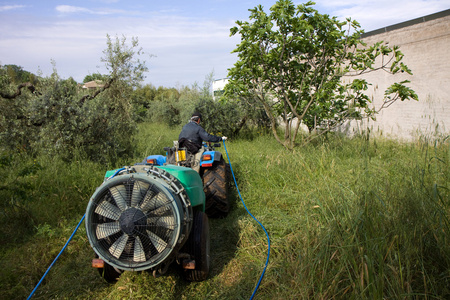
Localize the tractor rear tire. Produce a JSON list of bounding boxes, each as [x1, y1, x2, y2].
[[202, 158, 229, 218], [182, 210, 210, 281]]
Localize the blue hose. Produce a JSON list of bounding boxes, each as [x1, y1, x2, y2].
[[27, 214, 86, 300], [108, 167, 126, 180], [222, 140, 271, 300], [27, 154, 269, 299], [27, 167, 125, 299]]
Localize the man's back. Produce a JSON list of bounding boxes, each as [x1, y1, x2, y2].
[[179, 121, 221, 147]]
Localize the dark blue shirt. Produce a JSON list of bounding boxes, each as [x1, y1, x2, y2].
[[178, 121, 221, 147]]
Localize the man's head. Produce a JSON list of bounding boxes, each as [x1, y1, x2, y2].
[[191, 112, 202, 123]]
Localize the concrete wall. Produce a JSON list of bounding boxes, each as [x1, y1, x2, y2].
[[344, 10, 450, 141]]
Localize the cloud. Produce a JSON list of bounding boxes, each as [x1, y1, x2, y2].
[[315, 0, 449, 31], [56, 5, 95, 14], [3, 0, 447, 87], [0, 5, 26, 12], [0, 8, 238, 86], [97, 0, 121, 3], [55, 5, 130, 16]]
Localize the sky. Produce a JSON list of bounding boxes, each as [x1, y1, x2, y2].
[[1, 0, 449, 87]]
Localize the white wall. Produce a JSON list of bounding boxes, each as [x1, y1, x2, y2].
[[343, 12, 450, 141], [212, 78, 229, 100]]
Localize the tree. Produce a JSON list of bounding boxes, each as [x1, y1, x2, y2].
[[0, 35, 148, 163], [225, 0, 418, 149], [0, 64, 38, 85], [102, 34, 148, 87]]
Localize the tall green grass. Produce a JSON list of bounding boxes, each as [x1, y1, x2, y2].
[[1, 123, 448, 299]]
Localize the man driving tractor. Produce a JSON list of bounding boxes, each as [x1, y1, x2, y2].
[[178, 112, 227, 172]]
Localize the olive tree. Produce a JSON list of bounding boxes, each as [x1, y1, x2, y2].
[[0, 35, 148, 162], [225, 0, 418, 149]]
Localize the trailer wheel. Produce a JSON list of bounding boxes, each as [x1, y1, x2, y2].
[[183, 210, 210, 281], [202, 158, 229, 218]]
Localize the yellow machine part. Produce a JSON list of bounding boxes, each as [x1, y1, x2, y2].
[[176, 149, 186, 162]]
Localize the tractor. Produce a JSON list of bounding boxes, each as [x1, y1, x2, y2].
[[159, 141, 230, 218], [84, 141, 229, 283]]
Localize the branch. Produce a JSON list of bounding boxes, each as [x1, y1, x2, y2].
[[79, 78, 114, 105], [0, 82, 36, 99], [376, 96, 399, 112], [252, 80, 288, 150], [344, 48, 397, 77]]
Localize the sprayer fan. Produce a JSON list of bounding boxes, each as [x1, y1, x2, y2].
[[85, 173, 184, 272]]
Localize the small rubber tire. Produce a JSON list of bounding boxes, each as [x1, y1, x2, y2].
[[182, 210, 210, 281], [202, 158, 229, 218]]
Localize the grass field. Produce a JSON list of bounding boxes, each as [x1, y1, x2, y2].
[[1, 123, 449, 299]]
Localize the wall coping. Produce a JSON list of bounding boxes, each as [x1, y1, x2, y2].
[[361, 9, 450, 38]]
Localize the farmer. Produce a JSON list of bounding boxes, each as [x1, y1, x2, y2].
[[178, 112, 227, 171]]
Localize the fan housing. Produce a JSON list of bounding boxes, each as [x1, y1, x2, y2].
[[85, 168, 193, 272]]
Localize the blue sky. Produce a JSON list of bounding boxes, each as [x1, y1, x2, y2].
[[1, 0, 449, 87]]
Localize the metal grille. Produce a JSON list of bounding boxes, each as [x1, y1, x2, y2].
[[88, 176, 180, 270]]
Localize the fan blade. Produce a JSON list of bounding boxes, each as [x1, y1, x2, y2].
[[109, 233, 129, 259], [147, 216, 175, 228], [146, 229, 168, 253], [133, 236, 146, 262], [95, 201, 121, 221], [96, 222, 121, 239], [147, 203, 173, 218], [131, 181, 150, 208], [153, 192, 171, 208], [109, 185, 128, 211], [141, 192, 172, 217], [139, 190, 158, 212]]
